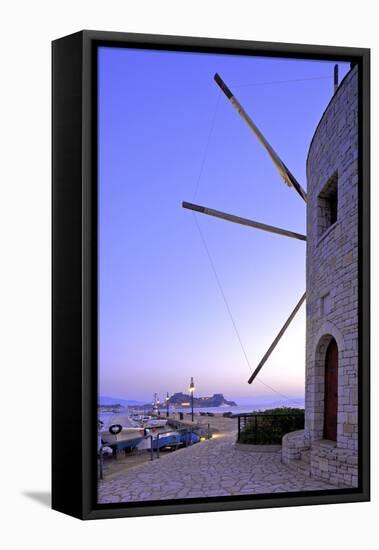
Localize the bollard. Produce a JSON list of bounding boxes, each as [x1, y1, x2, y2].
[[149, 435, 154, 461]]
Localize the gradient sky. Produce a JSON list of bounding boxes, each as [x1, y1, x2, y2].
[[98, 46, 350, 404]]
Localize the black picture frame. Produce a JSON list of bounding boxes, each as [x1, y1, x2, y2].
[[52, 30, 370, 520]]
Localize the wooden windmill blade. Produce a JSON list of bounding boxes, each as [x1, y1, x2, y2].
[[247, 292, 306, 384], [214, 73, 307, 203], [182, 201, 306, 242], [334, 64, 339, 93]]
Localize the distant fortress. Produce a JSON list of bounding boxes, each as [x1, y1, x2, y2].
[[151, 392, 237, 408]]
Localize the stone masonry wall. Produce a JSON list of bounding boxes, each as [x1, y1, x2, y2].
[[304, 66, 359, 487]]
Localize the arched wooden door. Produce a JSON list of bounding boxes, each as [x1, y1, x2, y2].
[[323, 338, 338, 441]]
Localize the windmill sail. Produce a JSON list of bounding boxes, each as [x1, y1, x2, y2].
[[247, 292, 306, 384], [182, 201, 306, 241], [184, 74, 307, 391], [214, 73, 307, 203]]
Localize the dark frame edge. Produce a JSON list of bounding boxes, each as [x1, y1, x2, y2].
[[83, 29, 370, 60], [359, 48, 370, 502], [84, 491, 369, 521], [52, 30, 87, 520]]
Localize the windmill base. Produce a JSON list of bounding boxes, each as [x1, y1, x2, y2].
[[282, 430, 358, 488]]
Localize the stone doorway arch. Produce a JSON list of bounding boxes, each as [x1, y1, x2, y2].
[[309, 322, 344, 442]]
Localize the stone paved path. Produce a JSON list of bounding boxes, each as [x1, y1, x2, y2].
[[98, 433, 337, 503]]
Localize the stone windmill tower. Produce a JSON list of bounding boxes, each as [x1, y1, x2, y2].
[[297, 65, 358, 487], [183, 64, 359, 487]]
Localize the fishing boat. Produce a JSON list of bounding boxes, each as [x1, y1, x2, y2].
[[144, 417, 167, 429], [100, 426, 144, 445], [129, 414, 168, 429], [151, 430, 182, 450], [181, 431, 200, 445], [148, 429, 200, 450], [99, 425, 146, 455]]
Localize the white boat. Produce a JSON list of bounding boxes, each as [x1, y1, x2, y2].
[[100, 426, 145, 445], [130, 413, 168, 429], [144, 418, 168, 428], [98, 405, 168, 449], [99, 407, 139, 429], [99, 407, 145, 445]]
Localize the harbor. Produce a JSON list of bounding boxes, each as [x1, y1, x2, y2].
[[98, 411, 337, 503], [98, 406, 238, 479]]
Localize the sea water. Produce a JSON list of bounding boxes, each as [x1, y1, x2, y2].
[[128, 400, 304, 416]]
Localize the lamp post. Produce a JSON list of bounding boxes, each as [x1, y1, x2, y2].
[[151, 395, 155, 416], [152, 393, 159, 416], [189, 377, 195, 422], [165, 392, 170, 418], [157, 397, 160, 416]]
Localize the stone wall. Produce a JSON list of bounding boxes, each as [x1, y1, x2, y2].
[[311, 441, 358, 488], [305, 65, 359, 487], [282, 430, 310, 463]]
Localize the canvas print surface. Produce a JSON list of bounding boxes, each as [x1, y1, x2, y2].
[[97, 47, 359, 504]]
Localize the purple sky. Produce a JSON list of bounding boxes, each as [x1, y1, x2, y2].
[[98, 46, 349, 404]]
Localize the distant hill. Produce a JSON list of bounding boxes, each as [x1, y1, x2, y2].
[[98, 395, 145, 407]]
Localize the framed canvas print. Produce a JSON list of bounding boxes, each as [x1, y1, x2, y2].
[[52, 30, 370, 519]]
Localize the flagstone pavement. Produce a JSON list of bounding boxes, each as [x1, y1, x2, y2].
[[98, 432, 338, 503]]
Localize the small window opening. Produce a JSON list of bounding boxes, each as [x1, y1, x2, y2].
[[317, 172, 338, 238]]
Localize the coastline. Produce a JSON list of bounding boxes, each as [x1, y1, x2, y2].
[[127, 401, 305, 416]]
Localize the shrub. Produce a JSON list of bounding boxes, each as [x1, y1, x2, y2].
[[238, 407, 304, 445]]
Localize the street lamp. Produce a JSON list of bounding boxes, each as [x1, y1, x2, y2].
[[165, 392, 170, 418], [189, 377, 195, 422], [152, 392, 158, 415]]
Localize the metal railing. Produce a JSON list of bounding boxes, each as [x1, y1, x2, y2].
[[237, 412, 304, 445]]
